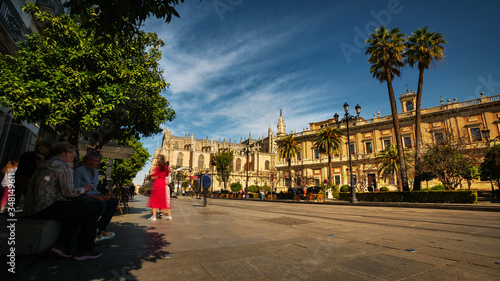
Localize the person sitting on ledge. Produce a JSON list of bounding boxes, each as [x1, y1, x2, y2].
[[24, 142, 102, 261], [74, 151, 118, 243]]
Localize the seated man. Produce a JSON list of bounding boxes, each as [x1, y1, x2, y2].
[[74, 152, 118, 243], [25, 142, 102, 260]]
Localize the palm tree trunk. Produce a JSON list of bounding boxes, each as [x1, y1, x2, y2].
[[288, 159, 292, 187], [395, 169, 402, 192], [413, 68, 425, 191], [328, 155, 332, 186], [386, 72, 410, 191]]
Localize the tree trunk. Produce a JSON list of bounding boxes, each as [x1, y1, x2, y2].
[[413, 68, 425, 191], [395, 170, 402, 192], [328, 155, 332, 186], [288, 159, 292, 188], [386, 72, 410, 191]]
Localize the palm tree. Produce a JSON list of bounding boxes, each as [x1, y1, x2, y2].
[[376, 145, 412, 191], [314, 126, 343, 186], [365, 25, 410, 191], [278, 134, 300, 188], [405, 26, 447, 191]]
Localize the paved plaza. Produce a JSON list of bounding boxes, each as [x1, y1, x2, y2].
[[3, 195, 500, 281]]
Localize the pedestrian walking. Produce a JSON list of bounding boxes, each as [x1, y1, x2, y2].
[[201, 170, 211, 207], [147, 156, 171, 220]]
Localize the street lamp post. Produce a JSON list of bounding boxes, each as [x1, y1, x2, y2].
[[335, 102, 361, 204]]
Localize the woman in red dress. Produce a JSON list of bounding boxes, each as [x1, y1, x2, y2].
[[147, 156, 171, 221]]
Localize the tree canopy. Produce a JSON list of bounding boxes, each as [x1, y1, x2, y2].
[[210, 151, 233, 190], [421, 144, 473, 190], [0, 3, 175, 149], [480, 143, 500, 187], [64, 0, 190, 38]]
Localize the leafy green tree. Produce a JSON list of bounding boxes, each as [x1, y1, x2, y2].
[[64, 0, 188, 38], [480, 144, 500, 196], [421, 145, 473, 190], [366, 26, 409, 191], [405, 26, 447, 191], [99, 137, 150, 187], [230, 182, 242, 192], [314, 126, 343, 186], [0, 4, 175, 150], [465, 165, 480, 190], [278, 134, 300, 187], [210, 151, 233, 190], [376, 145, 412, 191]]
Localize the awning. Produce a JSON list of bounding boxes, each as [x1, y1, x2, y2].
[[78, 140, 135, 160]]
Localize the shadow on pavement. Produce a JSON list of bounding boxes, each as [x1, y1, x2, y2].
[[2, 201, 172, 281]]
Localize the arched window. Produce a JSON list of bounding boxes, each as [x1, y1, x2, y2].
[[176, 153, 183, 166], [174, 141, 179, 149], [406, 101, 414, 111], [236, 158, 241, 171], [265, 160, 270, 170], [198, 154, 204, 168]]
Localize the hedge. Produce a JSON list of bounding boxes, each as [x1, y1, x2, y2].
[[338, 190, 477, 204]]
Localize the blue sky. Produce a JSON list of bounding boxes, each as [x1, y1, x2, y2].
[[133, 0, 500, 185]]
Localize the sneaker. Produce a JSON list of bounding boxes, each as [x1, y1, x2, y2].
[[50, 244, 72, 258], [95, 231, 115, 243], [159, 212, 163, 217], [166, 216, 172, 220], [74, 250, 102, 261], [148, 217, 156, 221], [100, 231, 115, 240]]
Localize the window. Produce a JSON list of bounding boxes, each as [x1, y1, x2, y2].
[[198, 155, 204, 168], [365, 142, 373, 153], [470, 128, 482, 142], [434, 132, 444, 144], [349, 144, 355, 155], [174, 141, 179, 149], [383, 139, 391, 149], [404, 137, 412, 148], [176, 153, 183, 166], [406, 101, 413, 111], [334, 175, 341, 185], [313, 149, 320, 159], [265, 160, 270, 170], [297, 151, 301, 160], [236, 158, 241, 171]]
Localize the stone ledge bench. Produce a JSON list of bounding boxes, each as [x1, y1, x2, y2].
[[0, 214, 61, 256]]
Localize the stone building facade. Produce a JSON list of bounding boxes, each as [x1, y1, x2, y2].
[[149, 122, 279, 191], [275, 92, 500, 191], [148, 92, 499, 192]]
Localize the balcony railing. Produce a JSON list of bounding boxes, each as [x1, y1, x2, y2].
[[0, 0, 29, 44]]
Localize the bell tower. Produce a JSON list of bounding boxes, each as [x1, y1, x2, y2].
[[277, 110, 286, 136], [399, 89, 417, 113]]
